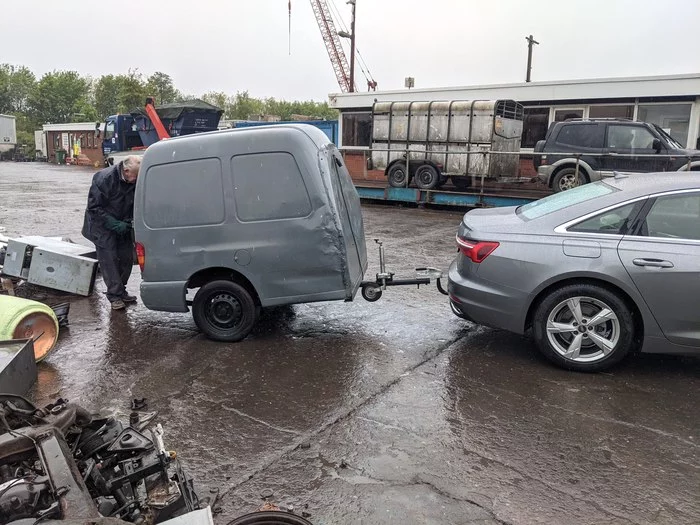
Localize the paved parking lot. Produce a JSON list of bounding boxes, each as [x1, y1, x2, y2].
[[1, 162, 698, 524]]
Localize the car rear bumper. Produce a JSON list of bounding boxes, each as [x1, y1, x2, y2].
[[140, 280, 189, 312], [447, 259, 529, 335]]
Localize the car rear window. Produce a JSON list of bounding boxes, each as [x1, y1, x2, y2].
[[517, 182, 617, 220], [556, 124, 604, 148]]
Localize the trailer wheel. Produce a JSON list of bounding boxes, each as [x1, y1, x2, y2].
[[192, 280, 258, 342], [452, 176, 472, 191], [387, 163, 410, 187], [361, 284, 383, 302], [414, 164, 440, 190]]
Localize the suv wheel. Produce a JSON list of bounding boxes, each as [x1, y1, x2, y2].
[[532, 283, 635, 372], [552, 167, 586, 192], [192, 280, 258, 342]]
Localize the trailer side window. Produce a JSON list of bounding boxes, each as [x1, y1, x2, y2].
[[231, 152, 312, 222], [144, 158, 225, 228]]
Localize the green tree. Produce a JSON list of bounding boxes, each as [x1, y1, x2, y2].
[[201, 91, 230, 117], [116, 69, 147, 113], [0, 64, 36, 114], [229, 91, 264, 120], [29, 70, 91, 123], [94, 74, 121, 119], [146, 72, 179, 104]]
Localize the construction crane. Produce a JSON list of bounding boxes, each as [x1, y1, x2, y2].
[[309, 0, 356, 92]]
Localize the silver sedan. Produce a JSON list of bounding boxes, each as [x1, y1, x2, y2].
[[447, 173, 700, 371]]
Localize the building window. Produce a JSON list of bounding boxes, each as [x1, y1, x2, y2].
[[342, 112, 372, 147], [589, 105, 634, 120], [637, 104, 692, 147], [554, 108, 584, 122], [521, 107, 549, 148]]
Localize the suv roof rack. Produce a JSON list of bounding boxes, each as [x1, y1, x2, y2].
[[563, 117, 634, 122]]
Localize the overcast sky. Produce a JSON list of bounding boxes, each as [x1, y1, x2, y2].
[[2, 0, 698, 101]]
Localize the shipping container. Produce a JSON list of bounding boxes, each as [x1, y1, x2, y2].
[[370, 100, 524, 189], [234, 120, 338, 145], [0, 114, 17, 154]]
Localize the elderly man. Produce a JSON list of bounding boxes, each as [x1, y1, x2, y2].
[[82, 156, 141, 310]]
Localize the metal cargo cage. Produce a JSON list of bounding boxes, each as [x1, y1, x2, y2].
[[370, 100, 524, 180]]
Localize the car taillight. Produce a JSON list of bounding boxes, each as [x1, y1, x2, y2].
[[456, 236, 499, 263], [540, 155, 548, 165], [135, 242, 145, 271]]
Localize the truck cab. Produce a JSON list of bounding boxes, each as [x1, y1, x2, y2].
[[102, 114, 142, 161]]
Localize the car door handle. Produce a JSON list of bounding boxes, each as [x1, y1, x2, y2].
[[632, 258, 674, 268]]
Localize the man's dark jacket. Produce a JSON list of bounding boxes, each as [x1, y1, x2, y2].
[[82, 163, 135, 247]]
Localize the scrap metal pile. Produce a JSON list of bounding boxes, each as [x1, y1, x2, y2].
[[0, 395, 207, 525]]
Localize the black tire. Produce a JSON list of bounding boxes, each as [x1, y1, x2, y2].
[[552, 167, 586, 192], [451, 176, 472, 191], [361, 284, 383, 302], [387, 163, 410, 188], [532, 283, 635, 372], [227, 511, 314, 525], [414, 164, 440, 190], [192, 280, 257, 342]]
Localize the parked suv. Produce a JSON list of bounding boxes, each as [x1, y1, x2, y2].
[[534, 119, 700, 192]]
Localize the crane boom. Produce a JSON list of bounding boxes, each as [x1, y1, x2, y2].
[[309, 0, 356, 93]]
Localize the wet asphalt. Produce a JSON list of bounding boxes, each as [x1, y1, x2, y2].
[[0, 162, 698, 524]]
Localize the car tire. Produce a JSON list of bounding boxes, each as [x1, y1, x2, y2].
[[452, 176, 472, 191], [414, 164, 440, 190], [192, 280, 258, 342], [552, 167, 586, 192], [532, 283, 635, 372], [387, 163, 410, 188]]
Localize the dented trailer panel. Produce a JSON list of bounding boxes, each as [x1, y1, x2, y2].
[[371, 100, 523, 179], [134, 124, 368, 313]]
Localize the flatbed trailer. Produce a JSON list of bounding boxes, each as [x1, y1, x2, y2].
[[353, 179, 547, 208]]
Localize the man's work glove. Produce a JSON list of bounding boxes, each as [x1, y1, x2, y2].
[[105, 215, 131, 236]]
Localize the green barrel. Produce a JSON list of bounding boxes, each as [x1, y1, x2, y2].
[[0, 296, 59, 362], [56, 149, 66, 165]]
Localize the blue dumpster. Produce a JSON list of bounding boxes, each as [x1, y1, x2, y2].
[[131, 100, 223, 147]]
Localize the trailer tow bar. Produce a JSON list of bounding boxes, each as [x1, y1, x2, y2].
[[360, 239, 449, 302]]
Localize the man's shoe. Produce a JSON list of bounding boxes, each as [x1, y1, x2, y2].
[[111, 299, 126, 310], [122, 294, 138, 304]]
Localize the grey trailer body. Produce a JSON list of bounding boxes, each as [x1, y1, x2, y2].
[[370, 100, 524, 189], [134, 124, 367, 341]]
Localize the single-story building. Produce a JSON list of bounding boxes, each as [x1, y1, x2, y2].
[[42, 122, 104, 166], [329, 73, 700, 179]]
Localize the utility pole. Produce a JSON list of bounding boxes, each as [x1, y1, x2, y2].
[[525, 34, 539, 83], [348, 0, 356, 92]]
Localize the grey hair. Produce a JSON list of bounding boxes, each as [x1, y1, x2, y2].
[[123, 155, 142, 171]]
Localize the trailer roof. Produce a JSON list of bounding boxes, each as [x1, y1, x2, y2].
[[329, 73, 700, 109]]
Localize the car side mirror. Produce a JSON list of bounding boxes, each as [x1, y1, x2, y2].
[[652, 138, 663, 152]]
